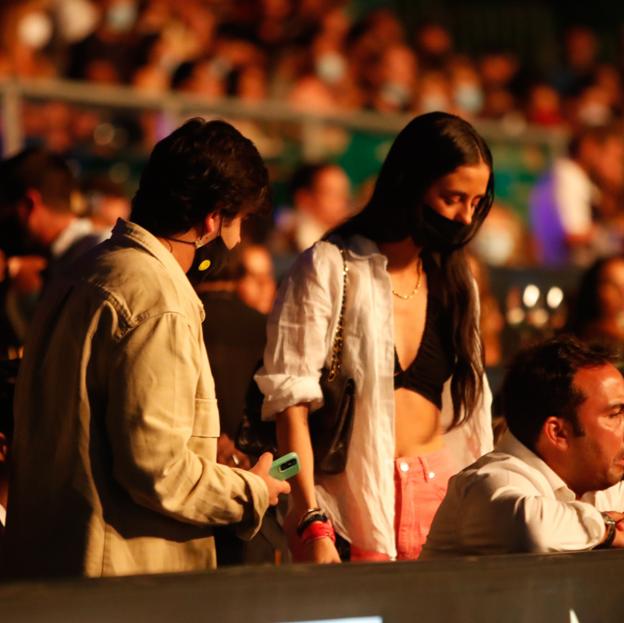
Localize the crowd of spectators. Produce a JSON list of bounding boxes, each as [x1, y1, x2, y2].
[[0, 2, 622, 146]]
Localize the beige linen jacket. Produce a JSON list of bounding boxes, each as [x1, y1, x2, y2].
[[4, 220, 269, 578]]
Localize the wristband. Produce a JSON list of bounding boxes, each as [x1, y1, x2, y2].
[[300, 518, 336, 546], [298, 507, 322, 522], [297, 511, 329, 537]]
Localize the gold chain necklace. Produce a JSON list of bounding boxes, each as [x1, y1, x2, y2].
[[391, 259, 423, 301]]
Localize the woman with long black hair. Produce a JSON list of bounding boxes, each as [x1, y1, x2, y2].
[[257, 112, 494, 562]]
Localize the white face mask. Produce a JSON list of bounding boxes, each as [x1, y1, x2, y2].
[[106, 1, 138, 33], [18, 12, 53, 49], [56, 0, 99, 43], [419, 92, 450, 113], [454, 84, 484, 114], [471, 228, 515, 266], [316, 52, 346, 85], [380, 82, 412, 108]]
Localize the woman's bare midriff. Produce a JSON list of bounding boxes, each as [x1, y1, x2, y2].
[[394, 387, 444, 457]]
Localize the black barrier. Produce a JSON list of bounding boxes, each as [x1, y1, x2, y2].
[[2, 551, 623, 623]]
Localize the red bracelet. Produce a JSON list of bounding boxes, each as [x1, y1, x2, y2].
[[300, 519, 336, 546]]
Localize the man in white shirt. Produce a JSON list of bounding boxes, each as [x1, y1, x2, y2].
[[421, 335, 624, 558], [529, 125, 624, 267]]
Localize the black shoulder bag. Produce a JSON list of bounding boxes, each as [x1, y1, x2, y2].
[[236, 245, 356, 475]]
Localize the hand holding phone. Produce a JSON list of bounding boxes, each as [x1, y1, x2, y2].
[[269, 451, 301, 480]]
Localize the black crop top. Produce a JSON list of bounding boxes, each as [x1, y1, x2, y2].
[[393, 256, 454, 409]]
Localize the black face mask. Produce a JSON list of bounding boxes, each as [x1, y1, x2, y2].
[[187, 236, 230, 283], [412, 204, 475, 253]]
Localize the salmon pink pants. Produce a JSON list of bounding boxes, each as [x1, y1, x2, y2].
[[350, 446, 457, 561]]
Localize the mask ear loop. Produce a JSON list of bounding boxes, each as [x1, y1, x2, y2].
[[195, 213, 223, 248]]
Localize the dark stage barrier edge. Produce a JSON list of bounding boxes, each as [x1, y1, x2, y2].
[[1, 550, 623, 623]]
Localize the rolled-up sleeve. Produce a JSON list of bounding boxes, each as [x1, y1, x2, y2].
[[256, 242, 341, 419], [106, 312, 269, 530]]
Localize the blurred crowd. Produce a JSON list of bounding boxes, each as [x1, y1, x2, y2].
[[0, 1, 623, 148]]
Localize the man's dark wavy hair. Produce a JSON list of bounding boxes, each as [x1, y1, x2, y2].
[[502, 335, 619, 452], [130, 118, 270, 236]]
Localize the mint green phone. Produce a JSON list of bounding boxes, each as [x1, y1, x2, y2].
[[269, 452, 300, 480]]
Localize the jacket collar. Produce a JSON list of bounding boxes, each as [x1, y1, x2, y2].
[[111, 219, 205, 320]]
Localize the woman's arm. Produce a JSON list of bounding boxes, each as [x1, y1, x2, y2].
[[276, 404, 341, 563]]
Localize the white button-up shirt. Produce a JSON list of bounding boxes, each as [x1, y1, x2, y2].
[[256, 235, 492, 558], [421, 430, 624, 559]]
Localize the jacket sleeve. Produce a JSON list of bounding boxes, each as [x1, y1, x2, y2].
[[105, 311, 269, 532], [255, 241, 343, 419]]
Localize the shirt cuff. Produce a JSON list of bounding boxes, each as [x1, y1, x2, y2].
[[256, 374, 324, 419]]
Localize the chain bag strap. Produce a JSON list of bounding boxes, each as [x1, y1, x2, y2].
[[311, 243, 356, 475], [326, 246, 348, 381]]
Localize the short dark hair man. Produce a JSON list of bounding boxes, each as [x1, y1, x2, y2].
[[422, 335, 624, 558], [4, 118, 289, 578]]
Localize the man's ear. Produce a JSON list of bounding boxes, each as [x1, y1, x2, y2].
[[16, 189, 42, 224], [24, 189, 44, 211], [542, 416, 570, 451], [203, 211, 222, 237]]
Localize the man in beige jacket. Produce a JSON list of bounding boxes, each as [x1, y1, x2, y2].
[[3, 118, 289, 578]]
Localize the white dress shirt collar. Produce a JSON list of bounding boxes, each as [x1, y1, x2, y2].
[[496, 430, 576, 502]]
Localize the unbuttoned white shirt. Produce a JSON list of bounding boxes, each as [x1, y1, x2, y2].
[[256, 235, 492, 558], [421, 430, 624, 559]]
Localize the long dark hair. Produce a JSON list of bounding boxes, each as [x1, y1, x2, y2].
[[334, 112, 494, 428]]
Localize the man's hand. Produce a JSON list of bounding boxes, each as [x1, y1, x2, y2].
[[249, 452, 291, 505]]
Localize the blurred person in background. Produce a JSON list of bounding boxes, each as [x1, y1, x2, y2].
[[530, 124, 624, 267], [552, 26, 599, 99], [0, 147, 106, 342], [526, 83, 565, 127], [414, 22, 453, 72], [470, 201, 534, 267], [567, 254, 624, 353], [236, 243, 277, 315], [478, 52, 520, 121], [416, 69, 453, 115], [367, 43, 418, 114], [82, 175, 131, 231], [257, 112, 494, 563], [273, 162, 352, 257], [449, 56, 484, 119]]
